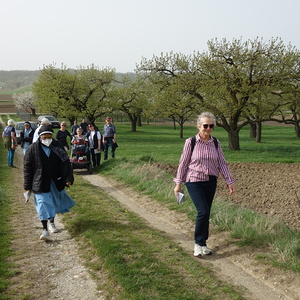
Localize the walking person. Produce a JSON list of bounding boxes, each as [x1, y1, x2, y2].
[[33, 118, 51, 143], [24, 124, 76, 241], [2, 119, 18, 167], [20, 121, 34, 155], [80, 118, 88, 135], [71, 120, 80, 136], [86, 123, 102, 168], [173, 112, 236, 257], [102, 117, 117, 160], [56, 121, 71, 152]]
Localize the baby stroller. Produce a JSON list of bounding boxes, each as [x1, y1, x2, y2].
[[70, 137, 92, 174]]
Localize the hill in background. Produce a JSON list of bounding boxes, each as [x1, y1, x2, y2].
[[0, 70, 136, 93], [0, 70, 40, 92]]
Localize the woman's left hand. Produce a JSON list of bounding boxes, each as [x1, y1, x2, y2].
[[174, 184, 181, 198], [228, 184, 235, 195], [66, 181, 72, 187]]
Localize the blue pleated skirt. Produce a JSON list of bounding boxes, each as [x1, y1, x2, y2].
[[34, 180, 76, 221]]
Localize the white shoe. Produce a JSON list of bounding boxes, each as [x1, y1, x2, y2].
[[201, 245, 212, 255], [194, 244, 212, 256], [40, 229, 50, 241], [49, 222, 59, 233]]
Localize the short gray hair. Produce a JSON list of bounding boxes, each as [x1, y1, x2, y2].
[[41, 118, 50, 125], [197, 112, 216, 127], [7, 119, 15, 126]]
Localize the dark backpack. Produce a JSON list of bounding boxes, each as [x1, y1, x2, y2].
[[190, 136, 218, 152]]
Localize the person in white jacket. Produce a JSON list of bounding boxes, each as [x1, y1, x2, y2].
[[33, 118, 51, 143]]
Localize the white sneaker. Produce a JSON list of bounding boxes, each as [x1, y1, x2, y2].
[[49, 222, 59, 233], [194, 244, 212, 256], [194, 244, 202, 256], [40, 229, 50, 241], [201, 245, 212, 255]]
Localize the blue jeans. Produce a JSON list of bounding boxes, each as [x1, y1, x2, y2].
[[186, 176, 217, 246], [8, 149, 15, 166], [104, 137, 115, 160]]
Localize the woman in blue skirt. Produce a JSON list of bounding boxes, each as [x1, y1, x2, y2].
[[24, 124, 76, 241]]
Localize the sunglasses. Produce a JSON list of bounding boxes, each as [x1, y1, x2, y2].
[[61, 124, 66, 126], [202, 124, 214, 129]]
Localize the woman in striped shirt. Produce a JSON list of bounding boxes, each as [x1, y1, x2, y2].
[[174, 112, 236, 257]]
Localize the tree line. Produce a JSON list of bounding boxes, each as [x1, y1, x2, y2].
[[14, 37, 300, 150]]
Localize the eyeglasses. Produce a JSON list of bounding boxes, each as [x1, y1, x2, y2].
[[202, 124, 214, 129]]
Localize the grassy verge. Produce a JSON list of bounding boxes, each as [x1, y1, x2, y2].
[[0, 139, 15, 297], [65, 178, 243, 300]]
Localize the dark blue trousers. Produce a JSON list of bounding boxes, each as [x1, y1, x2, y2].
[[186, 176, 217, 246]]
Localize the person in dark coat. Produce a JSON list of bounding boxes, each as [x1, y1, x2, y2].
[[80, 118, 88, 135], [71, 120, 80, 136], [20, 121, 34, 155], [24, 124, 75, 241], [56, 121, 71, 151]]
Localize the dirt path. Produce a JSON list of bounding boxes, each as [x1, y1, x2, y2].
[[84, 174, 300, 300], [2, 115, 300, 300]]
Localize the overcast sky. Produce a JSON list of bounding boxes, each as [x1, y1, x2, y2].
[[1, 0, 300, 73]]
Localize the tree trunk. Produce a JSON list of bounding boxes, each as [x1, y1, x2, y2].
[[179, 123, 184, 138], [171, 116, 176, 130], [131, 121, 137, 132], [68, 116, 76, 126], [255, 122, 262, 143], [127, 113, 138, 132], [295, 123, 300, 137], [249, 123, 256, 138], [227, 129, 240, 150], [138, 115, 142, 127]]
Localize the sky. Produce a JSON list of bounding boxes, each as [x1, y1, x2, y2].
[[1, 0, 300, 73]]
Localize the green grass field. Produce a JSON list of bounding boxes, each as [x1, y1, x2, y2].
[[108, 123, 300, 164]]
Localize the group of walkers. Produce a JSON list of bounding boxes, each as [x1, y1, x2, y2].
[[2, 112, 236, 258], [2, 116, 117, 241]]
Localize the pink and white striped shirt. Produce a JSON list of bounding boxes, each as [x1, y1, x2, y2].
[[174, 135, 236, 185]]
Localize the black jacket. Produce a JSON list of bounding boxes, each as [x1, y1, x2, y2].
[[20, 128, 34, 148], [24, 139, 74, 193]]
